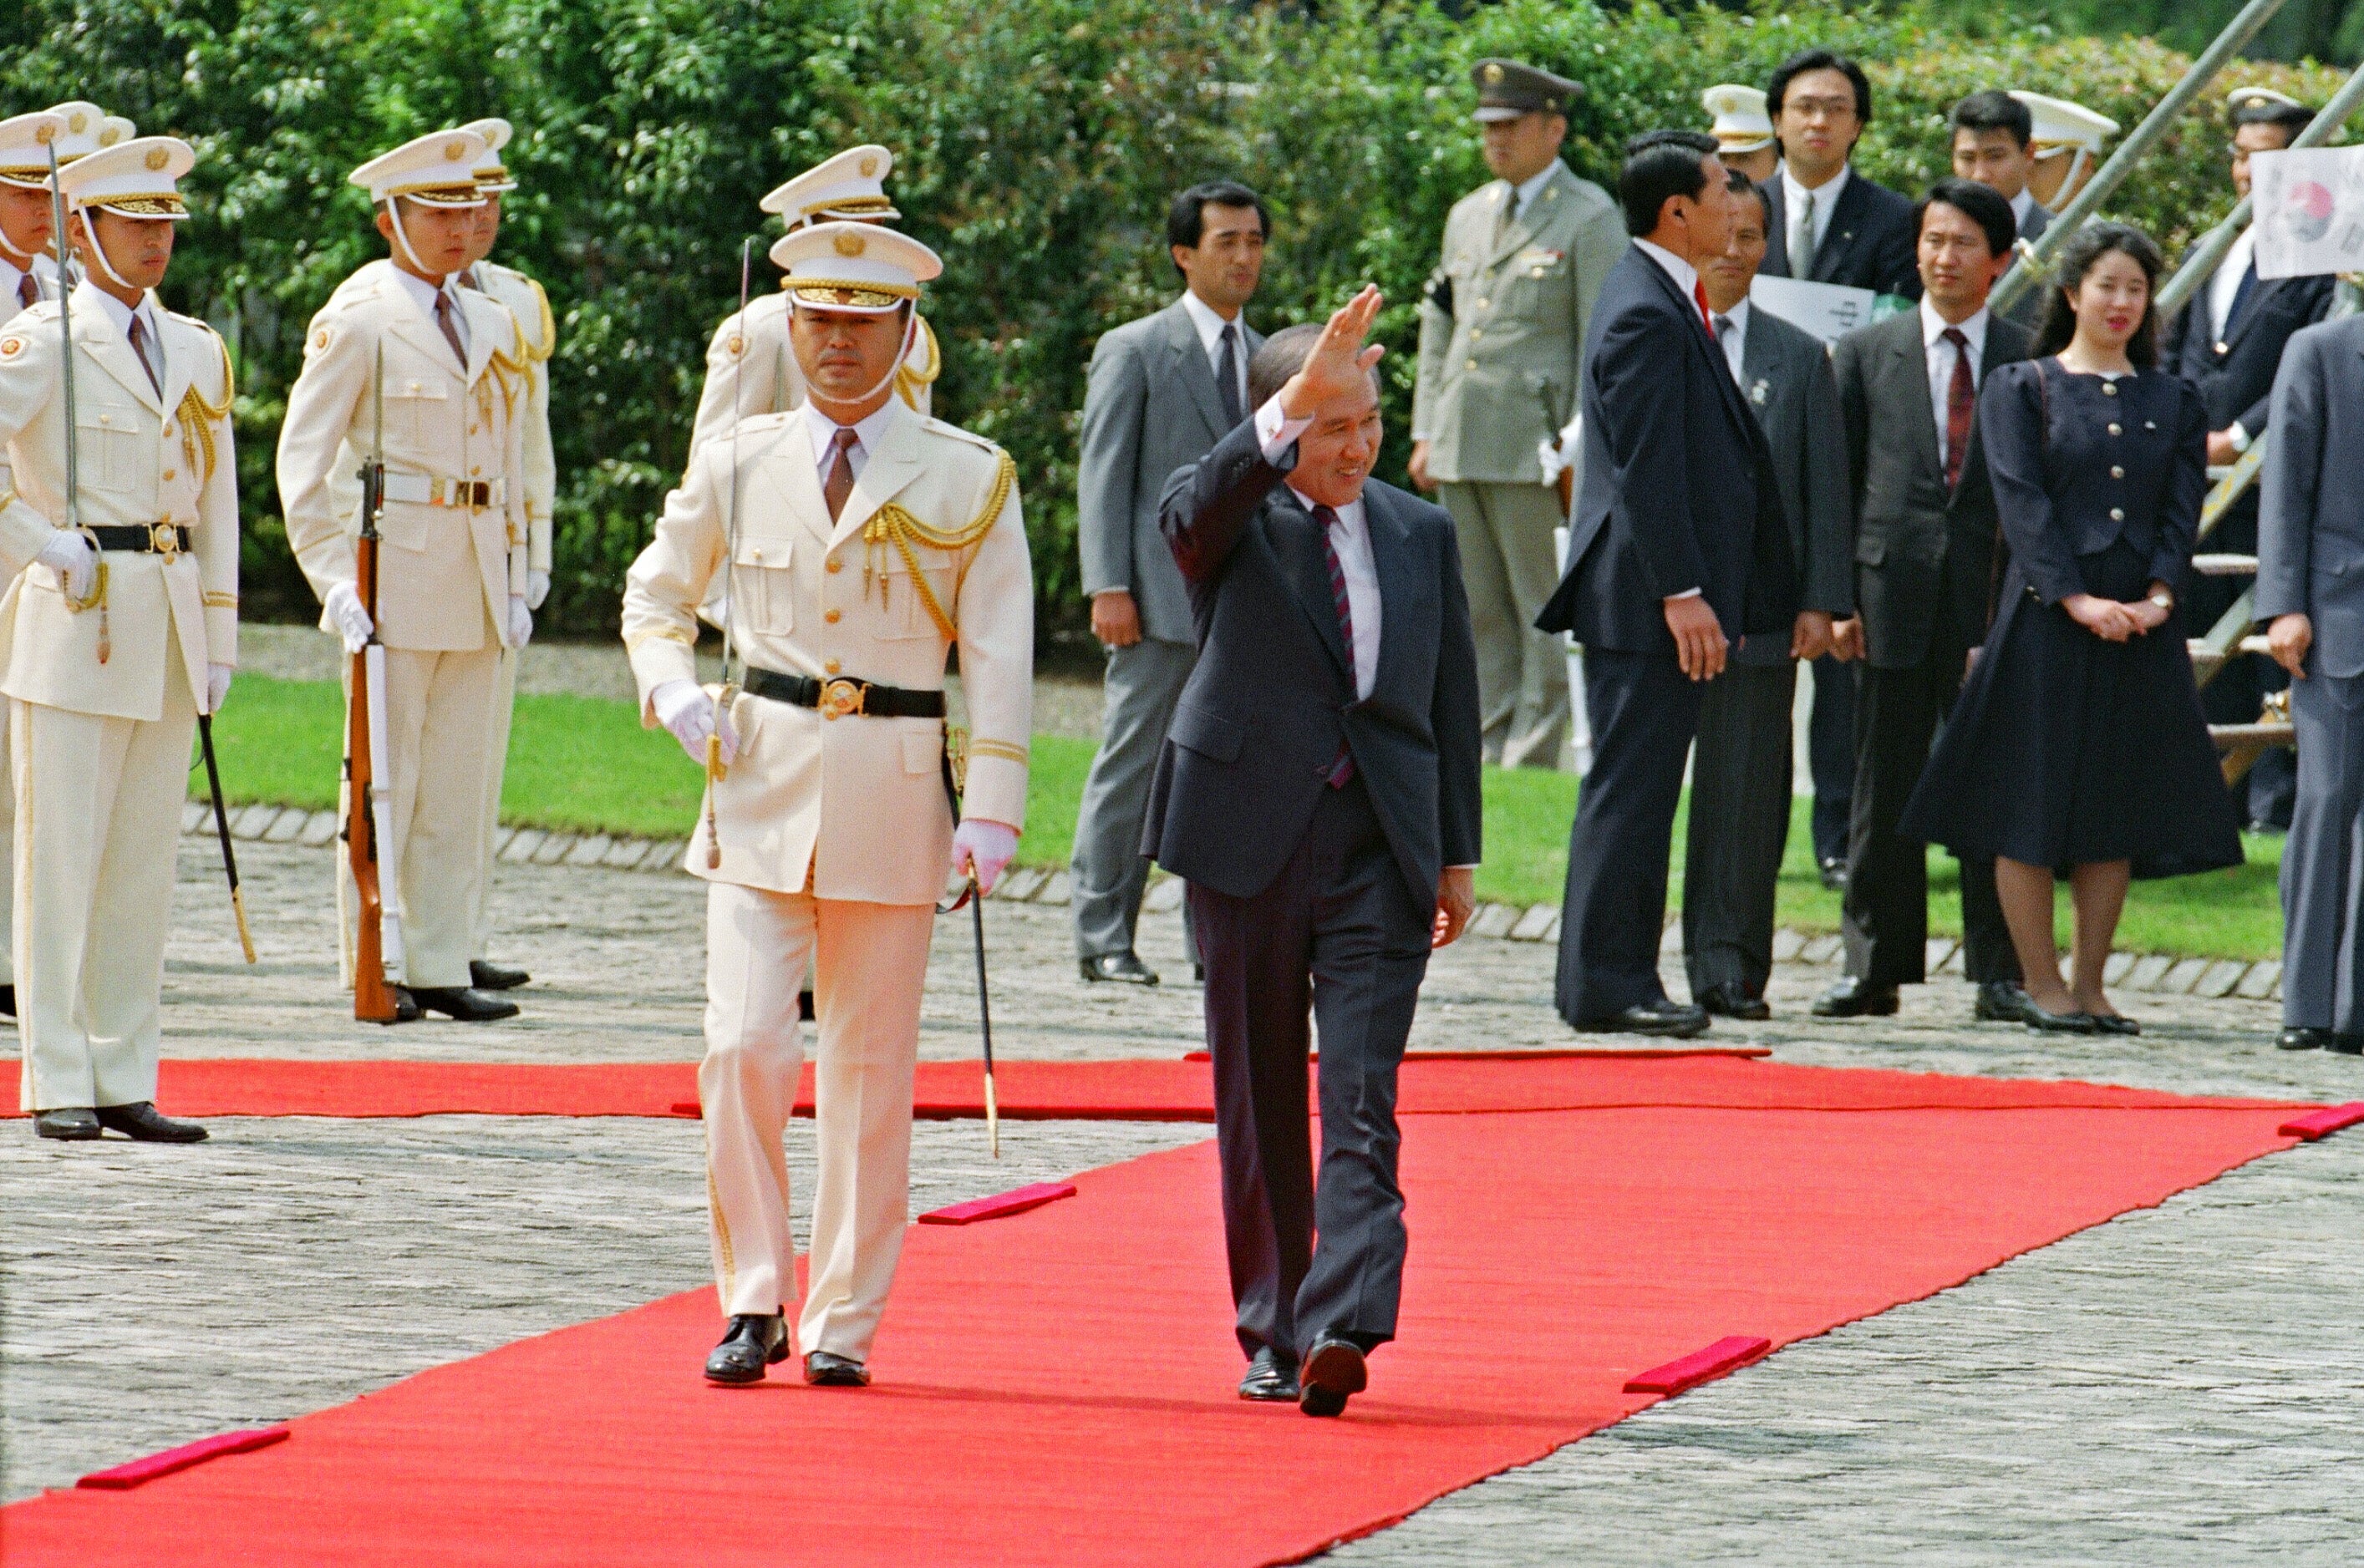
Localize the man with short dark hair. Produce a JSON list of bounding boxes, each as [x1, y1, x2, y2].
[[1818, 178, 2030, 1024], [1682, 171, 1853, 1018], [1070, 180, 1269, 986], [1950, 90, 2050, 243], [1539, 130, 1795, 1038]]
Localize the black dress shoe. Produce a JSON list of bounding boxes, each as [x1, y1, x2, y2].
[[1697, 985, 1771, 1022], [94, 1102, 208, 1143], [1812, 977, 1899, 1018], [2022, 999, 2096, 1034], [33, 1108, 100, 1141], [2280, 1027, 2334, 1051], [803, 1350, 871, 1387], [704, 1314, 789, 1384], [1298, 1337, 1367, 1418], [386, 986, 424, 1024], [1080, 951, 1159, 987], [2331, 1033, 2364, 1056], [1818, 856, 1848, 891], [2080, 1012, 2141, 1036], [1975, 980, 2036, 1024], [469, 959, 530, 991], [1579, 998, 1711, 1038], [407, 987, 521, 1022], [1238, 1348, 1299, 1403]]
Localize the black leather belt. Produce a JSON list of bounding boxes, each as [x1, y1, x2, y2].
[[743, 664, 945, 720], [89, 524, 191, 555]]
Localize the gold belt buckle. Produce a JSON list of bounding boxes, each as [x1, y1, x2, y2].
[[149, 521, 182, 559], [819, 677, 866, 719]]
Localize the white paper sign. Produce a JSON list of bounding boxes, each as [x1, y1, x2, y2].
[[1748, 274, 1880, 343], [2251, 145, 2364, 280]]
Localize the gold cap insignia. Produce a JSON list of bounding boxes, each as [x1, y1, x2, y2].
[[445, 139, 469, 160], [145, 145, 170, 171], [99, 126, 123, 148], [68, 111, 89, 134], [859, 154, 880, 177], [33, 124, 54, 145], [1482, 63, 1505, 84], [0, 337, 22, 358], [834, 231, 865, 257]]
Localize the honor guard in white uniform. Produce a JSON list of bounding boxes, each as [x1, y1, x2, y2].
[[0, 136, 237, 1142], [454, 117, 554, 993], [687, 145, 939, 459], [276, 129, 533, 1023], [623, 223, 1033, 1387]]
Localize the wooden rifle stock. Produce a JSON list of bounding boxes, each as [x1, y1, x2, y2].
[[347, 464, 399, 1023]]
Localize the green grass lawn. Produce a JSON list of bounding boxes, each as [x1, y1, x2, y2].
[[203, 674, 2285, 960]]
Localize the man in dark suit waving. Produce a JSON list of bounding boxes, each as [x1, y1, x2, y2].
[[1538, 130, 1797, 1038], [1150, 286, 1481, 1418]]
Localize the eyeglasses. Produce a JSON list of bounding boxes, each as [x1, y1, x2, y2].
[[1782, 96, 1858, 122]]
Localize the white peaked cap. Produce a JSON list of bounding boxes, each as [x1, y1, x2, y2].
[[2010, 91, 2119, 158], [348, 129, 490, 208], [458, 117, 517, 193], [42, 102, 118, 163], [770, 220, 939, 312], [0, 112, 67, 191], [58, 135, 196, 220], [1701, 84, 1773, 153], [2226, 84, 2306, 114], [760, 145, 899, 227]]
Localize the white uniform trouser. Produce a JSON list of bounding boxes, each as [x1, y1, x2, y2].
[[702, 881, 933, 1361], [343, 642, 500, 989], [470, 646, 517, 958], [0, 715, 14, 988], [14, 638, 196, 1111]]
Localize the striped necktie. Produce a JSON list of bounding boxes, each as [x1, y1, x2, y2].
[[1310, 503, 1357, 789]]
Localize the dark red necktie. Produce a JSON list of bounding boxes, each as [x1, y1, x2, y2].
[[16, 271, 34, 312], [823, 427, 859, 520], [1692, 277, 1715, 338], [1941, 327, 1974, 490], [1310, 504, 1357, 789]]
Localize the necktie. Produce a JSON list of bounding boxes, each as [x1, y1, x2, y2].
[[1787, 186, 1817, 278], [16, 271, 34, 312], [1215, 321, 1243, 428], [822, 426, 860, 521], [1712, 313, 1737, 382], [2223, 257, 2259, 343], [433, 290, 467, 368], [1691, 277, 1714, 338], [1310, 504, 1358, 789], [1941, 327, 1975, 490], [126, 312, 161, 397]]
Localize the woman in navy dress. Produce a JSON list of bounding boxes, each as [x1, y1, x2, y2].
[[1902, 223, 2242, 1033]]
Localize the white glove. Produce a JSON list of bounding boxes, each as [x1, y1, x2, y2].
[[652, 678, 738, 768], [323, 581, 374, 652], [526, 569, 550, 611], [507, 593, 533, 648], [951, 819, 1020, 895], [205, 662, 233, 714], [36, 530, 95, 601]]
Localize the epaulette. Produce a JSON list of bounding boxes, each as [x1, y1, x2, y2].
[[920, 417, 1002, 458]]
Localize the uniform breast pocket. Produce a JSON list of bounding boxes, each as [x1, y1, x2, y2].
[[878, 559, 957, 641], [728, 535, 794, 634], [384, 378, 449, 449], [78, 403, 145, 493]]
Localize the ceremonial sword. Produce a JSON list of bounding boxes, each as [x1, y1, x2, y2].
[[196, 714, 256, 962], [940, 751, 999, 1158], [704, 238, 753, 869], [46, 144, 107, 657]]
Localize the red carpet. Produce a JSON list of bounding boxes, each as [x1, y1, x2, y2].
[[0, 1053, 2313, 1122], [1, 1061, 2318, 1566]]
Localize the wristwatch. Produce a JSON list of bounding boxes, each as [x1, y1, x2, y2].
[[2149, 590, 2174, 612]]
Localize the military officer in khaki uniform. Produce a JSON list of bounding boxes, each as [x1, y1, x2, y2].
[[455, 117, 554, 993], [277, 129, 533, 1022], [623, 223, 1031, 1388], [687, 145, 939, 458], [1411, 59, 1625, 769], [0, 136, 236, 1142]]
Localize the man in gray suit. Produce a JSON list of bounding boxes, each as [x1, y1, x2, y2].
[[1411, 58, 1627, 769], [1682, 171, 1853, 1017], [1070, 180, 1268, 984], [2257, 310, 2364, 1056]]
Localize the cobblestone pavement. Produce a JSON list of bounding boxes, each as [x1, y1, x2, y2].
[[6, 835, 2363, 1558]]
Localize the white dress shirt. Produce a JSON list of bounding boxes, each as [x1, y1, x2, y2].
[[1178, 287, 1250, 417], [1709, 297, 1750, 386], [85, 284, 167, 383], [2209, 224, 2258, 344], [1780, 162, 1850, 266], [1920, 297, 1990, 474], [387, 264, 470, 358], [1253, 395, 1380, 698], [799, 396, 899, 486], [1507, 163, 1558, 225]]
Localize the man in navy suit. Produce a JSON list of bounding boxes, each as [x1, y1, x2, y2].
[[1538, 130, 1797, 1038], [1149, 287, 1482, 1418]]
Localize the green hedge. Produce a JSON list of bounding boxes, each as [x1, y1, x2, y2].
[[3, 2, 2346, 640]]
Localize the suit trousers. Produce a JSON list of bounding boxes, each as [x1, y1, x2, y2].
[[1190, 774, 1434, 1363], [1840, 653, 2018, 987], [700, 881, 934, 1359], [1437, 481, 1570, 769], [1807, 653, 1857, 865], [1070, 636, 1197, 962], [1683, 661, 1797, 999], [2280, 669, 2364, 1032], [1555, 647, 1704, 1023], [13, 638, 196, 1111], [470, 645, 518, 959]]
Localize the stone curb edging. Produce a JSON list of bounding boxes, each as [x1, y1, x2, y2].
[[180, 804, 2282, 999]]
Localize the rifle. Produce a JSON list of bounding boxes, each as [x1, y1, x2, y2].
[[346, 342, 402, 1022]]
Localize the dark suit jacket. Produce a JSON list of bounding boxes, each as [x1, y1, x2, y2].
[[1538, 246, 1797, 654], [2163, 267, 2335, 441], [2259, 316, 2364, 679], [2016, 200, 2052, 243], [1145, 419, 1482, 905], [1731, 302, 1854, 666], [1831, 307, 2033, 669], [1758, 170, 1922, 301]]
